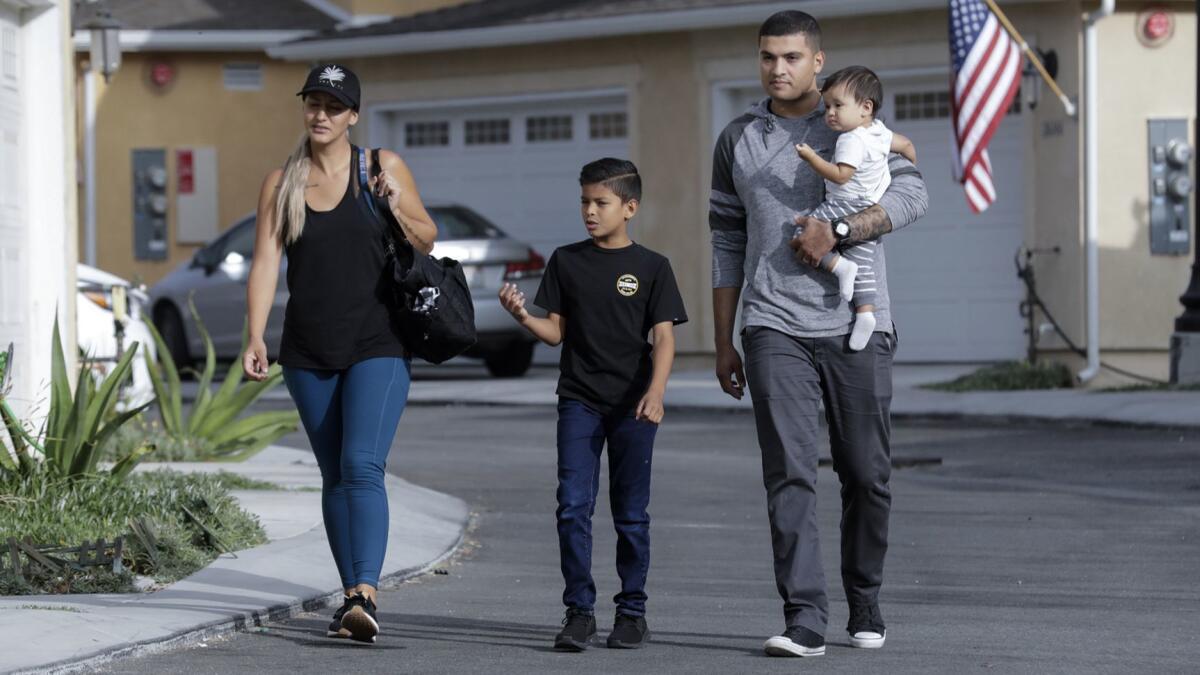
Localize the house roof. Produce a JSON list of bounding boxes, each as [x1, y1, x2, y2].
[[72, 0, 339, 32], [268, 0, 958, 60], [295, 0, 775, 40]]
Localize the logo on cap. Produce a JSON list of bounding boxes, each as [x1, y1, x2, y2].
[[319, 66, 346, 87]]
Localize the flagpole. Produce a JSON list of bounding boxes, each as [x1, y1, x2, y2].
[[983, 0, 1077, 118]]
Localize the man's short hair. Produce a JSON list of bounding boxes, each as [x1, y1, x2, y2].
[[758, 10, 822, 52], [821, 66, 884, 115], [579, 158, 641, 203]]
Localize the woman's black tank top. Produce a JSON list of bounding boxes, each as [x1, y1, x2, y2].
[[278, 146, 406, 370]]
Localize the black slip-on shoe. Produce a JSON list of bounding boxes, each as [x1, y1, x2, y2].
[[763, 625, 826, 657], [606, 613, 649, 649], [326, 595, 353, 638], [553, 608, 597, 651], [339, 593, 379, 644], [847, 601, 886, 649]]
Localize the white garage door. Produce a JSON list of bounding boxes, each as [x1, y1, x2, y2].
[[374, 91, 630, 260], [0, 6, 26, 380], [719, 79, 1027, 362]]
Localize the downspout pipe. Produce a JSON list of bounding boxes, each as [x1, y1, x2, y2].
[[84, 68, 97, 267], [1078, 0, 1116, 383]]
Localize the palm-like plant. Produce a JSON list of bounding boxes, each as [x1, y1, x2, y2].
[[0, 319, 155, 482], [143, 300, 298, 461]]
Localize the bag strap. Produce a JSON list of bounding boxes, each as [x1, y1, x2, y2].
[[356, 145, 379, 221], [369, 148, 410, 244]]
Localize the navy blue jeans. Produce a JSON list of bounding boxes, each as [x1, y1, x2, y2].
[[556, 398, 658, 617], [283, 357, 411, 589]]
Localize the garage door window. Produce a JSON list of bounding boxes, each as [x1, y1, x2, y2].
[[405, 121, 450, 148], [526, 115, 572, 142], [894, 89, 1021, 121], [465, 118, 510, 145], [589, 112, 627, 139]]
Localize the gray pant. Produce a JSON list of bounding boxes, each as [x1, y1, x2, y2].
[[741, 326, 895, 635]]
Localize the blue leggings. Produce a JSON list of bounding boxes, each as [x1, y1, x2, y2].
[[283, 357, 411, 589]]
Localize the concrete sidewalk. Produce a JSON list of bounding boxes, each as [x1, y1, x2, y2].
[[399, 364, 1200, 429], [0, 446, 470, 675]]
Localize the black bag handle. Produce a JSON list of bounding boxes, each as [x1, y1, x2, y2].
[[368, 148, 411, 244]]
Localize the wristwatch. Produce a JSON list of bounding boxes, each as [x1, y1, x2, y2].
[[831, 217, 851, 243]]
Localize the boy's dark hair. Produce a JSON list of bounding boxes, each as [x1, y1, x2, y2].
[[579, 157, 641, 203], [758, 10, 822, 52], [821, 66, 884, 116]]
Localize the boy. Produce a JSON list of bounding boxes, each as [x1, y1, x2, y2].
[[498, 157, 687, 651], [795, 65, 917, 351]]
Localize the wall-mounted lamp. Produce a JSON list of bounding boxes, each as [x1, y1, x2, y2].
[[1020, 48, 1058, 111]]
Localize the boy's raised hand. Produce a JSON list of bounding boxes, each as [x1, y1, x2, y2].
[[499, 282, 529, 322], [635, 387, 665, 424], [796, 143, 817, 162]]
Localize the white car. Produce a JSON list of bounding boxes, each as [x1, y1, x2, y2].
[[76, 264, 156, 408]]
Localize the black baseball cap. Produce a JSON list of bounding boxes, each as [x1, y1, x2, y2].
[[297, 63, 360, 111]]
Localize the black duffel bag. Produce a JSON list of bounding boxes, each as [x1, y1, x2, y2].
[[361, 147, 476, 364]]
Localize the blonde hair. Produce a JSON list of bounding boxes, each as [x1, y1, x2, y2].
[[273, 132, 312, 245]]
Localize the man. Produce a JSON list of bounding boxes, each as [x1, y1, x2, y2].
[[709, 10, 929, 658]]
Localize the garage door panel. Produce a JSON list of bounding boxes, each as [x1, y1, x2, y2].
[[384, 94, 629, 259]]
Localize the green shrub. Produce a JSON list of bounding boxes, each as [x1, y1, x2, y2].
[[0, 468, 267, 594], [923, 360, 1074, 392]]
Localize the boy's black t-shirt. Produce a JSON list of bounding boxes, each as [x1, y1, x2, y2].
[[534, 240, 688, 415]]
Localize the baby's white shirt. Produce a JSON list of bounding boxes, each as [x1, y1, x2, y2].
[[826, 119, 893, 203]]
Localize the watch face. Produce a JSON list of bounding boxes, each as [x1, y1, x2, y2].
[[835, 221, 850, 237]]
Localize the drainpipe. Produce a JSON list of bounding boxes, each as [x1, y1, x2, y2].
[[1078, 0, 1116, 383], [84, 67, 97, 266]]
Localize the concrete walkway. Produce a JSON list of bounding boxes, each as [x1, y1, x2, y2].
[[0, 446, 470, 675]]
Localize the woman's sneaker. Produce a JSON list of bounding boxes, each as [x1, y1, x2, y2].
[[763, 625, 825, 657], [326, 595, 354, 638], [607, 613, 650, 649], [553, 608, 597, 651], [339, 593, 379, 643], [847, 602, 886, 649]]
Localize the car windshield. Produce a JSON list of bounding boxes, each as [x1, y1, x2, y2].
[[428, 206, 503, 240]]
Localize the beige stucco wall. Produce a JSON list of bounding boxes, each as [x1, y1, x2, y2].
[[84, 53, 312, 286], [1095, 4, 1195, 357]]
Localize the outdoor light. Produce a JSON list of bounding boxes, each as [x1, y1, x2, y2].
[[86, 11, 121, 82]]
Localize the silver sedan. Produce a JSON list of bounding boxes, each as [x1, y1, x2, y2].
[[147, 204, 543, 377]]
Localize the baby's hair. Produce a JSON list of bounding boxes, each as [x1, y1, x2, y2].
[[579, 157, 642, 203], [821, 66, 884, 116]]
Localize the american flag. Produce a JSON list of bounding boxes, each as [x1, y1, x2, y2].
[[949, 0, 1022, 213]]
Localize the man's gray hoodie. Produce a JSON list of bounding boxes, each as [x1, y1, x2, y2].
[[710, 98, 928, 338]]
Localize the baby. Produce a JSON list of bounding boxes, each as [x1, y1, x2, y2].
[[795, 65, 916, 351]]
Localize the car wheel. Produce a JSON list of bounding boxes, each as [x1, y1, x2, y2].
[[484, 341, 535, 378], [154, 303, 191, 371]]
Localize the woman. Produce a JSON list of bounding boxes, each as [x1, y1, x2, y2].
[[243, 63, 437, 644]]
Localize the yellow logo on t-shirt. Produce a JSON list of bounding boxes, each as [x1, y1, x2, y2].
[[616, 274, 639, 297]]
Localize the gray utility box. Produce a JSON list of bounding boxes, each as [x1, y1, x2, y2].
[[1147, 118, 1192, 256]]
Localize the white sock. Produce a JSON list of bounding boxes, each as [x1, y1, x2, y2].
[[849, 311, 876, 351], [830, 257, 858, 302]]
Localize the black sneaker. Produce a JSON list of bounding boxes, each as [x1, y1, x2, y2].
[[339, 593, 379, 644], [847, 601, 886, 648], [606, 613, 649, 649], [763, 625, 825, 657], [553, 608, 597, 651], [325, 595, 353, 638]]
